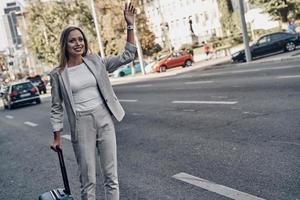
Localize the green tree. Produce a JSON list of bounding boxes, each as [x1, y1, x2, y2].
[[248, 0, 300, 22], [26, 0, 96, 66], [26, 0, 155, 66], [131, 0, 156, 56], [96, 0, 155, 56], [217, 0, 241, 36]]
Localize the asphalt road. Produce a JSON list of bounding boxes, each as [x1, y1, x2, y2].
[[0, 57, 299, 200]]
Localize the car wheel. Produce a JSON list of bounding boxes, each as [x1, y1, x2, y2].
[[119, 72, 125, 77], [4, 104, 8, 109], [184, 59, 193, 67], [36, 98, 41, 104], [160, 65, 167, 72], [285, 42, 296, 52]]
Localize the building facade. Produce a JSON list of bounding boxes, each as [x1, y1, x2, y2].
[[3, 2, 22, 51], [142, 0, 223, 50]]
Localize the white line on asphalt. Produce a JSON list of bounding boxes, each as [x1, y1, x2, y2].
[[119, 99, 138, 102], [61, 134, 71, 141], [199, 65, 299, 77], [173, 172, 266, 200], [135, 84, 152, 88], [5, 115, 14, 119], [24, 121, 38, 127], [184, 81, 214, 85], [172, 101, 238, 105], [277, 75, 300, 79]]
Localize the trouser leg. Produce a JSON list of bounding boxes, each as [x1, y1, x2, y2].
[[72, 113, 97, 200], [94, 109, 119, 200]]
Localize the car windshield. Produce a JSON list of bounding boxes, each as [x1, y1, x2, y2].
[[12, 82, 33, 92]]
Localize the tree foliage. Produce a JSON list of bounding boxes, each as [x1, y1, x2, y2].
[[26, 0, 96, 66], [217, 0, 241, 36], [26, 0, 156, 67], [248, 0, 300, 22], [96, 0, 155, 56]]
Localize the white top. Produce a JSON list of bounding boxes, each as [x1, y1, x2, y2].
[[67, 63, 103, 111]]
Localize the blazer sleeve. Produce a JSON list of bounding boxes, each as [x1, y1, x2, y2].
[[103, 42, 137, 73], [49, 71, 64, 133]]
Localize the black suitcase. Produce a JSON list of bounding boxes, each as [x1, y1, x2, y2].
[[39, 147, 73, 200]]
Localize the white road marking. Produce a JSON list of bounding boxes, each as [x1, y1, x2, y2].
[[119, 99, 138, 102], [61, 134, 71, 141], [184, 81, 214, 85], [199, 65, 299, 77], [173, 172, 266, 200], [24, 121, 38, 127], [135, 84, 152, 88], [132, 112, 142, 116], [277, 75, 300, 79], [172, 101, 238, 105], [5, 115, 14, 119], [211, 96, 228, 99], [269, 140, 300, 146]]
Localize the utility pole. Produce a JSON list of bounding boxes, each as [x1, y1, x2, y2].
[[133, 22, 145, 75], [90, 0, 105, 58], [239, 0, 252, 62], [128, 0, 145, 75]]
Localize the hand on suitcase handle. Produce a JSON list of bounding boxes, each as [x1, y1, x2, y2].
[[50, 131, 61, 152], [50, 145, 61, 152]]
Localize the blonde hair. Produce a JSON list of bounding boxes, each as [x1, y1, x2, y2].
[[58, 26, 88, 72]]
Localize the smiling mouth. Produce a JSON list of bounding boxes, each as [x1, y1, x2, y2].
[[74, 47, 83, 52]]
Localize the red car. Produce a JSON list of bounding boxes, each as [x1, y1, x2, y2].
[[152, 51, 194, 73]]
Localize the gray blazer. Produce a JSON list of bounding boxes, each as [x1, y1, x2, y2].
[[50, 42, 137, 139]]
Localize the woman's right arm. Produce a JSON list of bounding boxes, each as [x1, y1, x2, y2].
[[49, 71, 64, 151]]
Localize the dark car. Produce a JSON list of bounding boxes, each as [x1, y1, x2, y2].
[[2, 81, 41, 109], [232, 32, 300, 62], [26, 75, 47, 94]]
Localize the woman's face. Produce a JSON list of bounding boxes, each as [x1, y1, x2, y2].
[[66, 29, 85, 58]]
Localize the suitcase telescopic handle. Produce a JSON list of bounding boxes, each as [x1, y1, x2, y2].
[[56, 146, 71, 195]]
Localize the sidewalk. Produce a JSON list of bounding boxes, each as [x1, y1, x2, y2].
[[110, 49, 300, 86], [109, 56, 231, 86]]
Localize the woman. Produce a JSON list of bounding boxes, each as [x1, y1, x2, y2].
[[50, 3, 136, 200]]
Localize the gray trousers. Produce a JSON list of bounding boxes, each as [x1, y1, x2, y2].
[[72, 104, 119, 200]]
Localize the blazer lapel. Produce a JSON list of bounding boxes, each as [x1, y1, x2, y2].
[[59, 68, 76, 115], [82, 57, 104, 91]]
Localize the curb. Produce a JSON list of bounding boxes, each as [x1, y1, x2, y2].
[[235, 53, 300, 67]]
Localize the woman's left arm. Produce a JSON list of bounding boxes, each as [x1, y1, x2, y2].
[[105, 2, 137, 73]]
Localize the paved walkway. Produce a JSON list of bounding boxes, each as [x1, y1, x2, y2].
[[109, 48, 300, 86]]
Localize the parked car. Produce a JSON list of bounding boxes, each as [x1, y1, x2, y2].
[[112, 60, 148, 77], [232, 32, 300, 63], [152, 51, 194, 73], [26, 75, 47, 94], [2, 81, 41, 109]]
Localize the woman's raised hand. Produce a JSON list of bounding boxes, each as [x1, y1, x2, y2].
[[124, 2, 136, 25]]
